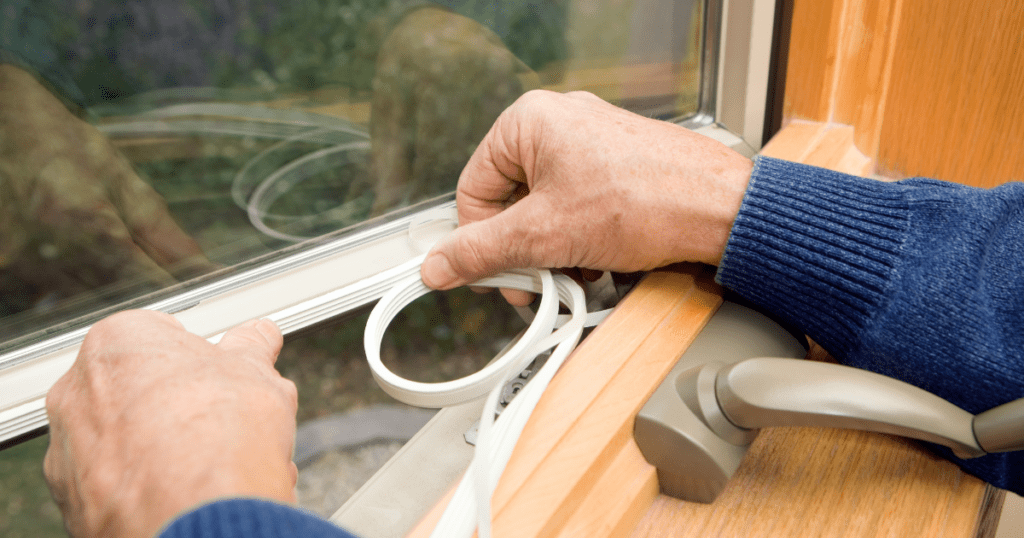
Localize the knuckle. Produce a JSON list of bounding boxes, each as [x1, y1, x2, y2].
[[564, 90, 598, 101], [42, 449, 55, 479], [229, 330, 267, 351], [42, 446, 63, 484], [45, 385, 65, 416], [91, 310, 173, 337], [514, 89, 554, 111], [279, 379, 299, 411]]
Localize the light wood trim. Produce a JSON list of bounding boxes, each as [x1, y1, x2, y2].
[[829, 0, 904, 159], [487, 272, 719, 538], [759, 121, 871, 176], [553, 440, 659, 538], [632, 426, 994, 538], [757, 120, 828, 162], [797, 123, 872, 175], [877, 1, 1024, 187], [629, 338, 1000, 538], [783, 0, 1024, 188], [782, 0, 845, 122], [408, 267, 723, 537]]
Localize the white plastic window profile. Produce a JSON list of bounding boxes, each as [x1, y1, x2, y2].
[[0, 200, 457, 445]]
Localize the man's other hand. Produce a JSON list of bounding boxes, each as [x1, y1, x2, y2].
[[44, 311, 298, 538]]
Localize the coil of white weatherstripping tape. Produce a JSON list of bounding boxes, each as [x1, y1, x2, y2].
[[364, 267, 560, 408], [365, 270, 588, 538], [452, 272, 587, 538], [365, 209, 610, 538], [365, 270, 592, 538]]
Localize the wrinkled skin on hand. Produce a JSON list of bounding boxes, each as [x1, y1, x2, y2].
[[0, 65, 214, 309], [420, 90, 754, 304], [370, 6, 540, 214], [45, 311, 298, 538]]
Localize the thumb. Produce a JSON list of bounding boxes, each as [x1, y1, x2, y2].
[[217, 319, 284, 366], [421, 200, 549, 289]]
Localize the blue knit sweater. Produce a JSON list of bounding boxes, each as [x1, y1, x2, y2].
[[717, 156, 1024, 494], [160, 498, 357, 538]]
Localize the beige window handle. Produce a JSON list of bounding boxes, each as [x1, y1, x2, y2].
[[633, 301, 1024, 504], [709, 358, 986, 458], [701, 357, 1024, 459], [973, 397, 1024, 453]]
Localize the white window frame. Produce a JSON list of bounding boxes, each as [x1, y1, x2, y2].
[[0, 0, 777, 448], [0, 199, 453, 443]]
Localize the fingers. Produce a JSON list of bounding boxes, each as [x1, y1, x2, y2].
[[421, 198, 555, 289], [451, 97, 533, 227], [85, 312, 283, 369], [43, 309, 297, 537], [499, 288, 536, 307], [217, 318, 284, 367], [450, 89, 590, 230], [422, 90, 573, 289]]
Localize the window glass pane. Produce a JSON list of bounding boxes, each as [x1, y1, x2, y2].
[[0, 0, 710, 528], [0, 0, 706, 347]]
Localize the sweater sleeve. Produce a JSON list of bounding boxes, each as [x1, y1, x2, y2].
[[716, 155, 1024, 494], [159, 498, 360, 538]]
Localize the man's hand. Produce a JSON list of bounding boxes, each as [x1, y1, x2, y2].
[[44, 311, 298, 538], [0, 65, 214, 302], [419, 90, 754, 302]]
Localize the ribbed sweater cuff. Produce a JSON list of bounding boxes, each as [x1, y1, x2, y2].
[[716, 156, 910, 357], [160, 498, 358, 538]]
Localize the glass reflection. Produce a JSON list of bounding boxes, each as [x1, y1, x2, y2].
[[0, 0, 707, 532], [0, 0, 704, 342]]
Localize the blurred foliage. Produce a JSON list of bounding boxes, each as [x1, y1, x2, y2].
[[260, 0, 396, 94], [28, 0, 567, 103], [0, 436, 64, 538], [3, 2, 537, 532]]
